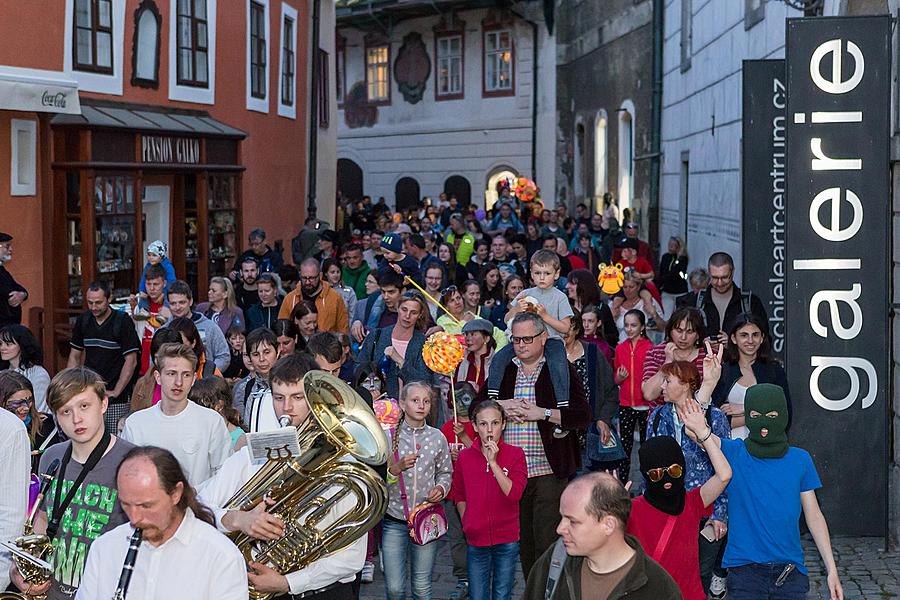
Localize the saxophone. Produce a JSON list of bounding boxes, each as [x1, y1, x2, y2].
[[224, 372, 389, 600], [0, 461, 60, 600], [111, 529, 142, 600]]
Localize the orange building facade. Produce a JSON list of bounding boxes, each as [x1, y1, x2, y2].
[[0, 0, 316, 369]]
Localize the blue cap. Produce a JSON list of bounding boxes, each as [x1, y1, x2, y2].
[[380, 233, 403, 254]]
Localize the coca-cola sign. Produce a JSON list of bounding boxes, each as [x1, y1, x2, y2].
[[40, 91, 67, 109]]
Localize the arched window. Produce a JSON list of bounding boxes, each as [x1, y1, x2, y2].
[[594, 111, 608, 212], [132, 0, 161, 88], [444, 175, 472, 207], [618, 101, 635, 214], [395, 177, 420, 212], [337, 158, 364, 202], [484, 166, 517, 210]]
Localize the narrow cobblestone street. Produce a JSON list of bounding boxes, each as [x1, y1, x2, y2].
[[361, 536, 900, 599]]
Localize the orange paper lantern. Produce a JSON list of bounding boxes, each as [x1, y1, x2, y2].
[[422, 331, 465, 376]]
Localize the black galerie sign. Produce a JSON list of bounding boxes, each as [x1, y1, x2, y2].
[[742, 59, 786, 360], [785, 16, 890, 536]]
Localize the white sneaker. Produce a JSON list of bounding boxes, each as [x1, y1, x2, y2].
[[709, 574, 727, 599], [361, 561, 375, 583]]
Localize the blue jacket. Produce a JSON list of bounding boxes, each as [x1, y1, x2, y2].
[[139, 257, 177, 294], [646, 402, 731, 523], [357, 325, 434, 399]]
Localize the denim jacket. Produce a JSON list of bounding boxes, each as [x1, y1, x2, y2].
[[646, 402, 731, 523]]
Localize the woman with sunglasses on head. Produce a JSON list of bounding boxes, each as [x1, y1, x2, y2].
[[0, 370, 58, 471], [645, 359, 732, 598], [626, 432, 731, 600], [0, 324, 52, 414], [436, 286, 508, 350]]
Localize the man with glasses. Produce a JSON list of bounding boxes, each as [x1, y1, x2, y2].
[[230, 228, 283, 281], [0, 232, 28, 327], [474, 312, 591, 579], [677, 252, 768, 342], [279, 258, 349, 334]]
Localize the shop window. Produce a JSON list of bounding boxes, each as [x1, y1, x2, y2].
[[66, 172, 83, 308], [94, 174, 137, 301], [336, 34, 346, 105], [208, 175, 238, 279], [435, 33, 463, 100], [168, 0, 216, 104], [278, 4, 297, 119], [74, 0, 114, 74], [365, 43, 390, 104], [483, 28, 513, 96], [176, 0, 209, 87], [247, 0, 270, 112], [132, 0, 161, 88], [10, 120, 36, 197]]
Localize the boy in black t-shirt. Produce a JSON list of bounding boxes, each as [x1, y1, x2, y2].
[[9, 367, 134, 600], [67, 282, 141, 433]]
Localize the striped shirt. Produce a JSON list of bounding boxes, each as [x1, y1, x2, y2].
[[504, 357, 553, 478], [641, 343, 706, 407]]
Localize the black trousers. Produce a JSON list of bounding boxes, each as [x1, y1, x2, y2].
[[271, 581, 355, 600]]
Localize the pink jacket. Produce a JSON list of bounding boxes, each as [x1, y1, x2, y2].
[[449, 438, 527, 547]]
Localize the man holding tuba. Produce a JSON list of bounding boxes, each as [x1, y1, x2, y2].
[[198, 354, 370, 600]]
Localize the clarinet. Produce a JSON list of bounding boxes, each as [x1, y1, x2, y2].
[[112, 528, 142, 600]]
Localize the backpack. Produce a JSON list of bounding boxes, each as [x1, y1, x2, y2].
[[544, 537, 569, 600], [695, 289, 752, 328]]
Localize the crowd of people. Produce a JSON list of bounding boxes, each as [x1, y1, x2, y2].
[[0, 193, 843, 600]]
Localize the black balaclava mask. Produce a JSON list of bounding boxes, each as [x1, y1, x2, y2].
[[639, 436, 687, 516], [744, 383, 789, 459]]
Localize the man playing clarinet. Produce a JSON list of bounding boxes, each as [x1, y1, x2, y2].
[[76, 446, 247, 599]]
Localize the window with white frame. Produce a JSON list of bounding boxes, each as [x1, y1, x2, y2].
[[246, 0, 269, 112], [278, 2, 297, 118], [10, 120, 36, 197], [168, 0, 215, 104], [74, 0, 114, 73], [66, 0, 124, 95], [366, 44, 390, 103], [484, 29, 512, 94], [250, 1, 267, 99], [176, 0, 209, 86], [436, 34, 463, 98]]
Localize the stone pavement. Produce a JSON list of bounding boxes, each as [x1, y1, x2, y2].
[[359, 535, 900, 599], [806, 537, 900, 599]]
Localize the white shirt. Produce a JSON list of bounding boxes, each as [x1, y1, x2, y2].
[[0, 410, 29, 590], [198, 448, 366, 596], [121, 402, 232, 487], [245, 390, 279, 433], [75, 508, 248, 600]]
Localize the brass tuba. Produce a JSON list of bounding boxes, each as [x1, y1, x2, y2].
[[224, 372, 389, 600]]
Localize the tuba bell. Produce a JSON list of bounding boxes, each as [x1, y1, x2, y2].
[[224, 371, 389, 600]]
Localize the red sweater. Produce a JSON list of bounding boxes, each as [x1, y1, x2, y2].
[[449, 438, 527, 547]]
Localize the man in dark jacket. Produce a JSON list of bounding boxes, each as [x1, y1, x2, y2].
[[474, 312, 592, 578], [677, 252, 768, 339], [524, 472, 682, 600], [0, 232, 27, 327], [230, 228, 283, 279]]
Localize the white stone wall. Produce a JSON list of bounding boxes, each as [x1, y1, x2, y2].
[[336, 7, 556, 208], [659, 0, 799, 282]]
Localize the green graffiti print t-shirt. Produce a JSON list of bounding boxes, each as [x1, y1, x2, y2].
[[38, 437, 134, 600]]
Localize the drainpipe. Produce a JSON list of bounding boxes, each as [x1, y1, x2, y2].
[[530, 20, 538, 182], [648, 0, 663, 252], [307, 0, 321, 220]]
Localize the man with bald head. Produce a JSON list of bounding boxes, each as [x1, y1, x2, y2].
[[523, 472, 680, 600], [278, 258, 349, 333], [76, 446, 247, 599]]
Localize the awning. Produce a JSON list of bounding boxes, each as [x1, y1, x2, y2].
[[0, 65, 80, 114], [52, 99, 246, 139]]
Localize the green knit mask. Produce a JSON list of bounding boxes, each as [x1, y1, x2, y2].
[[743, 383, 789, 459]]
